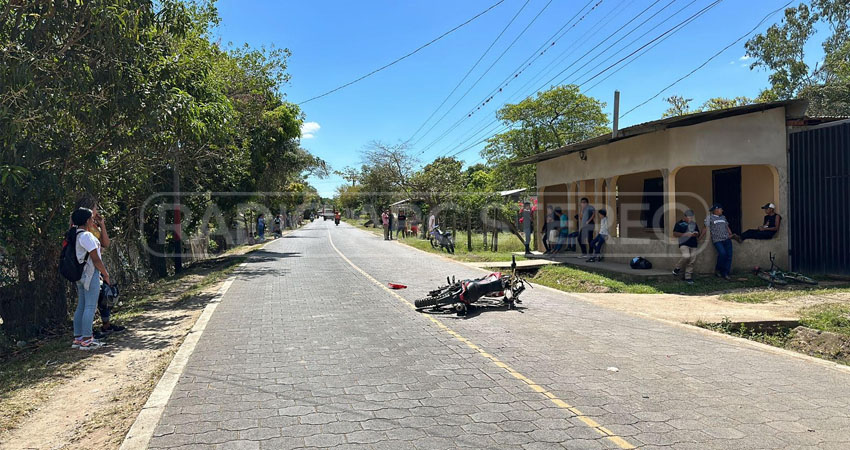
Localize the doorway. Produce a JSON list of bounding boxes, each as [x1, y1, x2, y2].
[[712, 167, 742, 235]]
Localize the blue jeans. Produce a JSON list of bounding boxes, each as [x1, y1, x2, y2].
[[713, 239, 733, 276], [590, 234, 607, 255], [74, 270, 100, 338]]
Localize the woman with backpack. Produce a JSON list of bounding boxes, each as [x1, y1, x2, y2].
[[68, 208, 111, 350]]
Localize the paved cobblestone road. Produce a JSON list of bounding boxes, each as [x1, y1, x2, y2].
[[148, 220, 850, 449]]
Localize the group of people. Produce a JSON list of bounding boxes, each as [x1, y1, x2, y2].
[[535, 197, 782, 284], [67, 196, 125, 351], [538, 198, 610, 262], [257, 213, 293, 240], [673, 202, 781, 284], [381, 209, 417, 240]]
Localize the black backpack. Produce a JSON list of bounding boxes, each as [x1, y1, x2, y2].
[[59, 228, 88, 282], [630, 256, 653, 270]]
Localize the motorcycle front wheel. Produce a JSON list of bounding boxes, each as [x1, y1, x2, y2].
[[415, 291, 455, 310]]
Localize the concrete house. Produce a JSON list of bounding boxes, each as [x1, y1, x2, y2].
[[513, 99, 849, 274]]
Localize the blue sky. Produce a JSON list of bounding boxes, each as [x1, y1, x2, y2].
[[214, 0, 796, 196]]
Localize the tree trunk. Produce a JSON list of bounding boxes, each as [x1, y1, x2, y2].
[[466, 213, 472, 252]]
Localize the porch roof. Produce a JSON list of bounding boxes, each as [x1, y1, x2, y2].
[[511, 99, 808, 166]]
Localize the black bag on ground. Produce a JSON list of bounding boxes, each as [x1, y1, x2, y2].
[[630, 256, 653, 270], [59, 228, 88, 282]]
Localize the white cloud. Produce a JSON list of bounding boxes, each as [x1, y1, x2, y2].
[[739, 55, 752, 61], [301, 121, 320, 139]]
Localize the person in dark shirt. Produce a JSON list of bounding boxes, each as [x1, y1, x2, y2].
[[737, 203, 781, 241], [396, 210, 407, 238], [578, 198, 595, 257], [672, 210, 701, 284]]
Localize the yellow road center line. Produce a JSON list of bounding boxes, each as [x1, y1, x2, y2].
[[327, 230, 635, 449]]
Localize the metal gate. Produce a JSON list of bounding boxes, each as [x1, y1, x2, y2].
[[789, 121, 850, 275]]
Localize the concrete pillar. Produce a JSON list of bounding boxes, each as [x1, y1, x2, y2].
[[605, 176, 618, 238]]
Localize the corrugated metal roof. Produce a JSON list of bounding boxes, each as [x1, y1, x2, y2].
[[512, 99, 809, 166]]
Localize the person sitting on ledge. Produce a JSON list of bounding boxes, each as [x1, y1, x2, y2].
[[735, 203, 781, 242]]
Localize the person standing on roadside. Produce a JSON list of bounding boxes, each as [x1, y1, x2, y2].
[[382, 209, 390, 240], [705, 203, 734, 280], [73, 196, 126, 336], [542, 205, 554, 253], [578, 198, 595, 257], [257, 214, 266, 241], [520, 202, 533, 255], [397, 210, 407, 238], [672, 210, 701, 284], [70, 208, 111, 350]]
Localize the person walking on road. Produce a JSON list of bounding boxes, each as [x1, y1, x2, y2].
[[706, 203, 734, 280], [382, 209, 390, 240], [672, 209, 701, 284]]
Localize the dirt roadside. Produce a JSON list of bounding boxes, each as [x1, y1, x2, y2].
[[0, 243, 266, 450]]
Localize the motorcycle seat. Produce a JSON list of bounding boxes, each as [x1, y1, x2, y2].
[[461, 278, 504, 303]]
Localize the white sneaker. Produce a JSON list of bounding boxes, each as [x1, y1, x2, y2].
[[78, 337, 104, 350]]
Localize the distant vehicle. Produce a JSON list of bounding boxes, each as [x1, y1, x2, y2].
[[321, 206, 334, 220]]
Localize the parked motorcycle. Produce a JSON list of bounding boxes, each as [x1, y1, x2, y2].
[[429, 226, 455, 254], [415, 256, 529, 316]]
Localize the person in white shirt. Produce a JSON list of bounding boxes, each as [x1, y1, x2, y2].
[[70, 208, 111, 350], [587, 209, 609, 262]]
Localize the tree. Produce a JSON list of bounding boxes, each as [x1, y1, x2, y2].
[[0, 0, 324, 342], [662, 95, 754, 118], [745, 0, 850, 115], [482, 85, 609, 191], [661, 95, 693, 117], [700, 96, 753, 111]]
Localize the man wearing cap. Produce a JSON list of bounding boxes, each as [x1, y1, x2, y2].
[[705, 203, 734, 280], [672, 210, 701, 284], [736, 203, 781, 241]]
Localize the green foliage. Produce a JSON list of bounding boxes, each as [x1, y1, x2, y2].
[[482, 85, 609, 190], [800, 303, 850, 337], [0, 0, 322, 339], [662, 95, 754, 118], [745, 0, 850, 115]]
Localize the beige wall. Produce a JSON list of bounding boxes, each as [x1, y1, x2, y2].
[[673, 165, 778, 231], [538, 108, 788, 187]]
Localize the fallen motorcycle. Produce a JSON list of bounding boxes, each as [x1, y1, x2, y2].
[[415, 256, 529, 316]]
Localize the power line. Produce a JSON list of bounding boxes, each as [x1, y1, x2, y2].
[[437, 0, 722, 159], [578, 0, 724, 87], [297, 0, 506, 105], [431, 0, 674, 158], [583, 0, 705, 92], [535, 0, 668, 93], [621, 0, 793, 118], [404, 0, 532, 145], [416, 0, 601, 156], [412, 0, 560, 153]]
